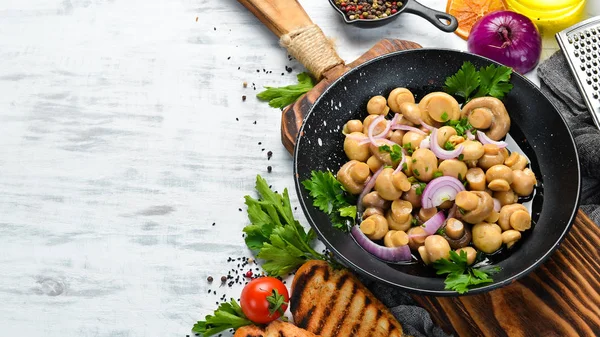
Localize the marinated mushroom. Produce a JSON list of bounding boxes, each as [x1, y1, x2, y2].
[[389, 130, 405, 144], [438, 159, 468, 180], [343, 119, 363, 134], [344, 132, 370, 162], [411, 148, 438, 182], [501, 229, 522, 249], [337, 160, 371, 195], [511, 168, 537, 196], [402, 183, 423, 209], [418, 235, 452, 265], [370, 139, 400, 166], [362, 114, 388, 135], [387, 199, 413, 231], [456, 247, 477, 265], [461, 97, 510, 140], [367, 95, 390, 116], [458, 191, 494, 224], [418, 207, 439, 223], [366, 155, 383, 173], [461, 140, 485, 161], [360, 214, 389, 240], [436, 126, 458, 147], [387, 88, 415, 113], [362, 191, 390, 209], [363, 207, 384, 218], [398, 101, 423, 125], [505, 152, 528, 171], [466, 167, 486, 191], [374, 167, 411, 201], [407, 226, 428, 250], [486, 164, 514, 192], [493, 190, 518, 206], [418, 92, 461, 123], [498, 204, 531, 231], [472, 222, 503, 253], [402, 131, 426, 152], [383, 230, 409, 248], [478, 144, 506, 171], [386, 210, 413, 232], [441, 218, 472, 249]]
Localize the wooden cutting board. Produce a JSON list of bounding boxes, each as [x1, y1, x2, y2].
[[279, 37, 600, 337]]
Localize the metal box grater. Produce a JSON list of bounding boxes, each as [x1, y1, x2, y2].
[[556, 15, 600, 130]]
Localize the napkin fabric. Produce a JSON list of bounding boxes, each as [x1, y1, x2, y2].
[[364, 52, 600, 337], [538, 51, 600, 224]]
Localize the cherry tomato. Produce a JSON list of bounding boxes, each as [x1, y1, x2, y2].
[[240, 277, 289, 324]]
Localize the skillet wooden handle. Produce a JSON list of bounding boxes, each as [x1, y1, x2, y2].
[[237, 0, 314, 37]]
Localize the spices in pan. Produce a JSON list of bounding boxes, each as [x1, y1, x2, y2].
[[333, 0, 402, 20]]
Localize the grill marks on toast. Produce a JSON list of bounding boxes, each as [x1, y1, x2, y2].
[[291, 261, 405, 337]]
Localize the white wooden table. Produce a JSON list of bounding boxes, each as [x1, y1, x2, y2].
[[1, 1, 598, 336]]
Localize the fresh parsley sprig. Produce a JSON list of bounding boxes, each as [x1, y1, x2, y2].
[[257, 72, 315, 109], [443, 62, 513, 103], [243, 175, 330, 277], [302, 171, 357, 232], [192, 299, 253, 336], [433, 250, 501, 294]]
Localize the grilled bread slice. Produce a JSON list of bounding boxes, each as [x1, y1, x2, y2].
[[233, 320, 321, 337], [291, 260, 406, 337]]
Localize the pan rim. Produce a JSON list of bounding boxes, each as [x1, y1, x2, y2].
[[293, 47, 581, 296]]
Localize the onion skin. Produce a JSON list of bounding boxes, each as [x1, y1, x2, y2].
[[467, 10, 542, 74]]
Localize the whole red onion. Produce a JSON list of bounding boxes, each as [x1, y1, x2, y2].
[[467, 10, 542, 74]]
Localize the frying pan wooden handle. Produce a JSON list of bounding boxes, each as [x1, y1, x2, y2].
[[237, 0, 344, 80], [237, 0, 314, 37]]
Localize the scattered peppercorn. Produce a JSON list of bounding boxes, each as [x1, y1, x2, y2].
[[267, 150, 273, 160], [242, 95, 246, 101], [285, 66, 292, 73], [243, 81, 247, 88], [195, 17, 198, 22], [227, 56, 231, 60], [267, 166, 272, 173], [207, 276, 213, 282], [221, 276, 227, 283]]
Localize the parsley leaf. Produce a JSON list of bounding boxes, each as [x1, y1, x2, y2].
[[444, 62, 513, 103], [475, 64, 514, 100], [443, 62, 480, 101], [432, 250, 501, 294], [244, 175, 330, 277], [257, 72, 315, 109], [192, 299, 253, 336], [302, 170, 357, 232]]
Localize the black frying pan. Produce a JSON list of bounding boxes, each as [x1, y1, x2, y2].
[[293, 49, 581, 295], [328, 0, 458, 31]]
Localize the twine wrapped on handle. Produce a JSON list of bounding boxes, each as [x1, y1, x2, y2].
[[280, 25, 344, 80]]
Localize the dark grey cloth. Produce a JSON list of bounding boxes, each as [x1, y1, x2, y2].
[[361, 275, 451, 337], [537, 51, 600, 225]]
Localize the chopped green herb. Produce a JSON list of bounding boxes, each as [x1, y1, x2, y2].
[[436, 226, 446, 235], [411, 217, 419, 227], [458, 207, 466, 215], [441, 112, 449, 121], [379, 144, 403, 162], [443, 141, 455, 151], [433, 250, 501, 294], [412, 158, 417, 163], [458, 173, 463, 181], [407, 176, 418, 184], [445, 117, 472, 137], [402, 163, 408, 171], [425, 166, 429, 172], [415, 182, 427, 195], [403, 142, 414, 155], [433, 171, 443, 178], [458, 154, 464, 161], [413, 169, 420, 177]]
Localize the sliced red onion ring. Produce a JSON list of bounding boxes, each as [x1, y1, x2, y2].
[[357, 167, 384, 212], [351, 225, 412, 262], [368, 115, 392, 147], [422, 211, 446, 235], [392, 149, 407, 175], [477, 130, 508, 148], [421, 176, 466, 209], [493, 198, 501, 212], [466, 129, 476, 140], [391, 124, 427, 135], [430, 127, 464, 160], [419, 119, 435, 131]]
